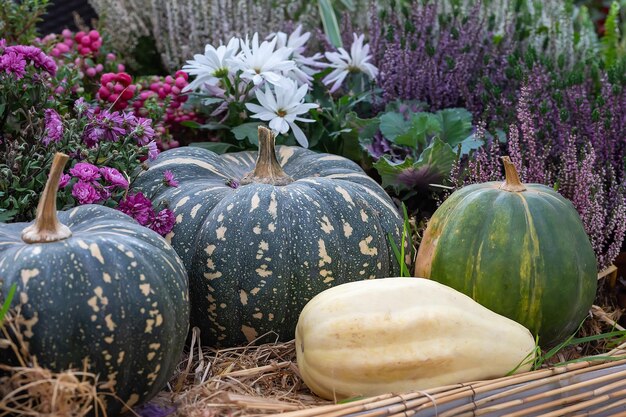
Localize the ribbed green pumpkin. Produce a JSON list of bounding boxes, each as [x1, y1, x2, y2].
[[134, 126, 403, 347], [414, 157, 597, 347], [0, 154, 190, 415]]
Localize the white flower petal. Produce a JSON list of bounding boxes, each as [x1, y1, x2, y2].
[[287, 120, 309, 148]]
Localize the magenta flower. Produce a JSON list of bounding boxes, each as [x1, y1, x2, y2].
[[58, 173, 71, 188], [117, 192, 156, 226], [147, 141, 159, 161], [0, 51, 27, 79], [82, 125, 104, 147], [6, 45, 57, 75], [72, 181, 101, 204], [74, 97, 89, 116], [42, 109, 63, 145], [131, 117, 156, 146], [69, 162, 101, 182], [100, 166, 129, 188], [163, 170, 178, 187], [149, 209, 175, 235], [97, 110, 126, 142]]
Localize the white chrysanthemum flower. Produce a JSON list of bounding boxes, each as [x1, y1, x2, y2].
[[269, 25, 325, 85], [182, 37, 240, 92], [230, 33, 295, 86], [245, 79, 318, 147], [323, 33, 379, 93]]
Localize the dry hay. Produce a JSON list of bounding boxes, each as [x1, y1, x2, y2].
[[0, 310, 108, 417]]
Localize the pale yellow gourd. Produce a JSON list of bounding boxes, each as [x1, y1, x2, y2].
[[295, 277, 536, 400]]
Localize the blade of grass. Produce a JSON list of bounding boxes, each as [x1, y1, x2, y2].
[[0, 283, 17, 324], [318, 0, 343, 48]]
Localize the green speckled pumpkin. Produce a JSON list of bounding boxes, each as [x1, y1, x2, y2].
[[134, 126, 403, 347], [0, 154, 189, 415], [414, 157, 597, 347]]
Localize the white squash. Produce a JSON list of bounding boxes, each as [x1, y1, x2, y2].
[[295, 277, 536, 400]]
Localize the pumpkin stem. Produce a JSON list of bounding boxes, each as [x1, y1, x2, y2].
[[240, 126, 294, 186], [21, 153, 73, 244], [499, 156, 527, 192]]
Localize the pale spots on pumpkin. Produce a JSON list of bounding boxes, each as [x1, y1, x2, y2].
[[205, 245, 216, 255], [359, 270, 366, 275], [145, 319, 155, 333], [319, 216, 334, 234], [165, 231, 175, 243], [256, 265, 272, 277], [363, 187, 399, 214], [323, 276, 334, 284], [250, 287, 261, 295], [87, 287, 108, 312], [76, 239, 89, 249], [31, 246, 42, 255], [91, 315, 97, 322], [318, 155, 345, 162], [20, 291, 28, 304], [220, 303, 227, 308], [125, 251, 135, 258], [69, 207, 79, 218], [260, 241, 269, 251], [250, 193, 261, 212], [89, 243, 105, 264], [318, 239, 332, 267], [279, 146, 295, 164], [216, 226, 227, 241], [191, 204, 202, 219], [207, 258, 215, 269], [268, 193, 278, 219], [156, 314, 163, 327], [20, 268, 40, 286], [15, 313, 38, 338], [359, 236, 378, 256], [343, 222, 353, 238], [268, 223, 276, 232], [174, 196, 190, 210], [126, 394, 140, 408], [377, 262, 382, 269], [253, 225, 262, 234], [227, 203, 235, 211], [105, 314, 117, 331], [268, 313, 274, 321], [242, 325, 258, 342], [335, 186, 354, 205], [117, 352, 125, 365], [149, 343, 161, 350], [104, 336, 114, 344], [147, 352, 156, 361], [131, 261, 138, 268], [103, 272, 112, 283], [204, 271, 223, 280], [360, 210, 369, 222], [217, 213, 224, 222], [140, 283, 152, 296], [253, 312, 263, 319], [176, 214, 184, 224], [240, 290, 248, 305]]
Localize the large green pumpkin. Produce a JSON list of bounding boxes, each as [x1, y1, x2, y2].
[[414, 157, 597, 347], [134, 126, 403, 347], [0, 154, 189, 415]]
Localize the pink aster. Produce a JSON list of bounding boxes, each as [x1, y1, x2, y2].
[[163, 170, 178, 187], [117, 192, 156, 226], [72, 181, 101, 204], [69, 162, 101, 182], [100, 166, 129, 188], [149, 208, 175, 235], [147, 141, 159, 161], [0, 51, 27, 79], [58, 173, 71, 188], [42, 109, 63, 145], [131, 117, 156, 146]]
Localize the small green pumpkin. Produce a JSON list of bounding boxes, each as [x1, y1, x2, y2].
[[414, 157, 597, 346], [0, 154, 190, 414], [134, 126, 404, 347]]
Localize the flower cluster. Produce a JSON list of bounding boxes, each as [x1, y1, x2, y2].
[[98, 72, 136, 110], [0, 42, 57, 79], [182, 26, 378, 147], [74, 30, 103, 56], [60, 162, 128, 204], [117, 192, 176, 235]]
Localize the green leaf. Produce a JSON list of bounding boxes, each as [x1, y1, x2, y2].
[[318, 0, 343, 48], [415, 137, 457, 179], [0, 210, 17, 223], [0, 284, 16, 325], [189, 142, 238, 154], [379, 112, 409, 141], [231, 122, 262, 145], [435, 108, 473, 146], [338, 0, 355, 11], [458, 134, 485, 155], [372, 157, 415, 189], [346, 113, 380, 141]]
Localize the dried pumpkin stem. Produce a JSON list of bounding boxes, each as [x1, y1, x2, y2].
[[240, 126, 294, 186], [500, 156, 527, 192], [21, 153, 72, 244]]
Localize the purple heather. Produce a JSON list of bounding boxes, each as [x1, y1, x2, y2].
[[149, 208, 175, 235]]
